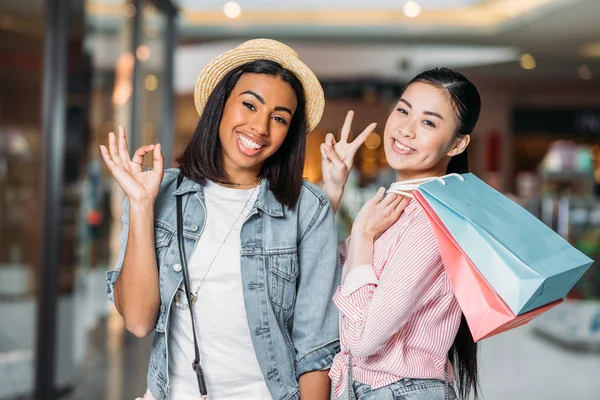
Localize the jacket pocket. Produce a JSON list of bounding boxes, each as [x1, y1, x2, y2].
[[268, 252, 299, 313], [154, 222, 175, 262]]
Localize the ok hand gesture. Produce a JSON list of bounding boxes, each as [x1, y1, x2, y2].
[[99, 125, 164, 205]]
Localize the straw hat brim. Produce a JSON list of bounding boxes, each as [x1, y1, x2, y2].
[[194, 39, 324, 133]]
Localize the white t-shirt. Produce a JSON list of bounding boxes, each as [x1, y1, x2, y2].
[[167, 180, 271, 399]]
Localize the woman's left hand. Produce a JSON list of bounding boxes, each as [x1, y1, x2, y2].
[[352, 188, 410, 239], [320, 111, 377, 191]]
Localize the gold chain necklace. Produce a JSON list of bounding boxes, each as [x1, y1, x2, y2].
[[214, 177, 262, 188]]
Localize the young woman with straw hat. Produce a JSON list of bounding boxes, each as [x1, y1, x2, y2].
[[100, 39, 341, 400]]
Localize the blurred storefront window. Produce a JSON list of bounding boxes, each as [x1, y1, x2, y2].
[[0, 1, 176, 398]]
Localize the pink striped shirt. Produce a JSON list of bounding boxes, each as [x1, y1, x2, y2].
[[329, 200, 461, 397]]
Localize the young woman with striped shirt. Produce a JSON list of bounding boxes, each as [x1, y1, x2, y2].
[[321, 68, 481, 400]]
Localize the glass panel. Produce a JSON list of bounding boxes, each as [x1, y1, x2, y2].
[[0, 1, 44, 398], [50, 1, 170, 398], [139, 1, 167, 167]]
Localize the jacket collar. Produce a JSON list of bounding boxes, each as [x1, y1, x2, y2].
[[255, 179, 284, 217], [172, 174, 203, 196], [173, 175, 284, 217]]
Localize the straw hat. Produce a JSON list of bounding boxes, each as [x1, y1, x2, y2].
[[194, 39, 324, 133]]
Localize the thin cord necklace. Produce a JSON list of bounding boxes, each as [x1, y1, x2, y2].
[[175, 184, 259, 309]]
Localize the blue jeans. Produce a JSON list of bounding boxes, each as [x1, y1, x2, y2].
[[353, 378, 458, 400]]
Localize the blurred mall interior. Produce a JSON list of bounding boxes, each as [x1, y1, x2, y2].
[[1, 0, 600, 399]]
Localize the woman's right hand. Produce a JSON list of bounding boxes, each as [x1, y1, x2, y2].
[[100, 125, 164, 204]]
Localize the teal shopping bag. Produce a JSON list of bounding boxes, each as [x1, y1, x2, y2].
[[418, 174, 593, 315]]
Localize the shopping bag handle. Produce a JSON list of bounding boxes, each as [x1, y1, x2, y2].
[[387, 173, 464, 197]]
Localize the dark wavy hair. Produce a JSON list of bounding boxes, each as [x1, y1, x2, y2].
[[177, 60, 308, 209], [405, 67, 481, 399]]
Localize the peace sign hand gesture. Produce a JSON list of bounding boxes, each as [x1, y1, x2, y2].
[[99, 125, 164, 205], [320, 111, 377, 212]]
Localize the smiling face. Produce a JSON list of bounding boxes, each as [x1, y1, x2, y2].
[[383, 81, 470, 181], [218, 73, 298, 182]]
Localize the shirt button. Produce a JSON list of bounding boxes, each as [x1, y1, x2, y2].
[[173, 263, 182, 272], [160, 305, 166, 313], [190, 224, 199, 231]]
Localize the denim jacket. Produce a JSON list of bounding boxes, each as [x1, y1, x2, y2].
[[106, 169, 341, 400]]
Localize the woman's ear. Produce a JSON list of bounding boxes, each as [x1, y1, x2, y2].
[[447, 134, 471, 157]]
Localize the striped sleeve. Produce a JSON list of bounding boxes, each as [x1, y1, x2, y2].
[[333, 214, 443, 358], [334, 264, 379, 324]]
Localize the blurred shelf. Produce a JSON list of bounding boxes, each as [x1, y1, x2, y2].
[[540, 170, 594, 181], [531, 299, 600, 351]]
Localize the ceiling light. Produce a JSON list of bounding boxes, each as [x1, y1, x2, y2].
[[519, 53, 536, 70], [123, 4, 136, 18], [403, 1, 421, 18], [145, 74, 158, 91], [136, 45, 150, 62], [223, 2, 242, 19], [578, 65, 592, 80], [365, 133, 381, 150], [112, 53, 134, 105]]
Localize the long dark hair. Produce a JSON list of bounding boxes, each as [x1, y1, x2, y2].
[[177, 60, 308, 209], [407, 67, 481, 399]]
